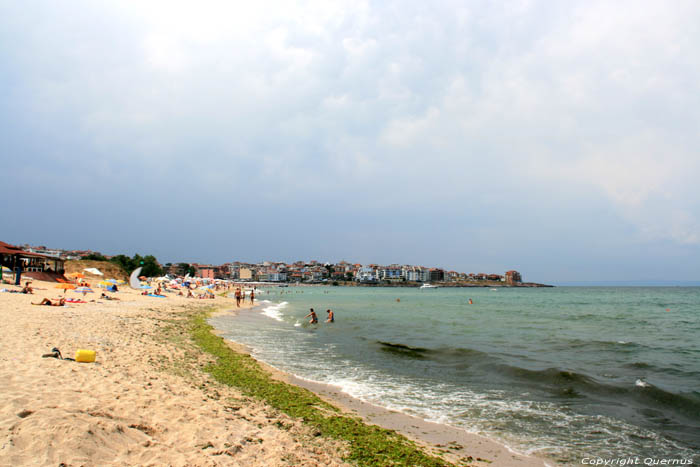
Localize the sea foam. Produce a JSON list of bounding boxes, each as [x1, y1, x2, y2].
[[635, 379, 650, 388], [262, 301, 288, 322]]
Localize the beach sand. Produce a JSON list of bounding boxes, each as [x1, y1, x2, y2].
[[0, 279, 552, 466], [1, 280, 350, 466]]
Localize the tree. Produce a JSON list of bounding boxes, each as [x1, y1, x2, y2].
[[140, 255, 163, 277], [108, 253, 163, 276], [82, 253, 108, 261], [177, 263, 196, 276], [110, 254, 134, 272]]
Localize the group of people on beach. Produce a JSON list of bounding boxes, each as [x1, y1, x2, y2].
[[304, 308, 334, 324], [233, 287, 255, 307]]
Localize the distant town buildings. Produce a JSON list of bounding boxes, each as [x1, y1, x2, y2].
[[9, 241, 525, 285], [181, 260, 522, 286], [505, 270, 522, 285]]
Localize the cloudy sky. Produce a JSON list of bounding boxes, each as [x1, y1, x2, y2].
[[2, 0, 699, 283]]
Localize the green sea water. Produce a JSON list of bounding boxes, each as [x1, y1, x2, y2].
[[210, 286, 700, 464]]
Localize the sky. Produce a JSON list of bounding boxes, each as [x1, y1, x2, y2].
[[1, 0, 699, 283]]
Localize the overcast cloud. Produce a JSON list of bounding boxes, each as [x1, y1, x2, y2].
[[2, 0, 699, 282]]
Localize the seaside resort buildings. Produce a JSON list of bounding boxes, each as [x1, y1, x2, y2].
[[5, 241, 523, 286], [172, 261, 524, 286]]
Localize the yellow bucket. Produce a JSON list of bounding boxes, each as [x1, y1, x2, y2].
[[75, 349, 96, 363]]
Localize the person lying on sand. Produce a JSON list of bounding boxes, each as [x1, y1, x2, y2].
[[32, 297, 66, 306], [100, 293, 120, 301], [21, 281, 33, 294]]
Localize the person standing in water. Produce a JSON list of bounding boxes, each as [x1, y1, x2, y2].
[[250, 289, 255, 304], [468, 298, 473, 305], [326, 309, 334, 322], [305, 308, 318, 324]]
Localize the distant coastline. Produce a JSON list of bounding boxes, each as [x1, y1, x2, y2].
[[321, 280, 554, 288]]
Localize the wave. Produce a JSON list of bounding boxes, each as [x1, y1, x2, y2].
[[376, 341, 492, 363], [374, 341, 700, 423], [635, 385, 700, 419], [378, 342, 430, 359], [490, 365, 700, 422], [556, 338, 651, 354], [262, 301, 288, 322]]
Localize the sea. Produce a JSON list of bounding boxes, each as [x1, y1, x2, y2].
[[210, 286, 700, 465]]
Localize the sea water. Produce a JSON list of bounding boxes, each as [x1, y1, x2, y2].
[[210, 287, 700, 464]]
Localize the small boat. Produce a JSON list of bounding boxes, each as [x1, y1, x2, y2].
[[420, 283, 438, 289]]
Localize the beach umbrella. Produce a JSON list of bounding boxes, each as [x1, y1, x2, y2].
[[55, 283, 76, 292], [67, 272, 85, 279], [106, 279, 118, 284], [1, 266, 13, 276], [98, 281, 112, 288], [74, 286, 94, 296]]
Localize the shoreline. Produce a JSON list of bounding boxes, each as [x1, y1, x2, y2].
[[210, 305, 552, 467]]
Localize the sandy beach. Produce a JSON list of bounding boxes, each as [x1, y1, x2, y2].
[[1, 280, 349, 466], [0, 279, 551, 466]]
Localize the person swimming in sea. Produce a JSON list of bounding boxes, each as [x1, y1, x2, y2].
[[326, 309, 334, 323], [305, 308, 318, 324]]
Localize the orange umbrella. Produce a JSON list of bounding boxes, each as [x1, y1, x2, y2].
[[55, 283, 76, 291], [67, 272, 85, 279]]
